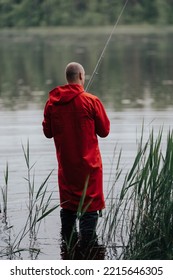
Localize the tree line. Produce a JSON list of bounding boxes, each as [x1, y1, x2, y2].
[[0, 0, 173, 28]]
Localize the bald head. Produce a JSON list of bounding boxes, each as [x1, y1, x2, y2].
[[65, 62, 85, 86]]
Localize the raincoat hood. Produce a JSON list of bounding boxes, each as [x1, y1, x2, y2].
[[49, 84, 84, 105]]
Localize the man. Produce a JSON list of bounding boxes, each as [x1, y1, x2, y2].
[[42, 62, 110, 251]]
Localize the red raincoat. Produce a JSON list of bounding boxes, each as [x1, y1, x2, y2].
[[42, 84, 110, 212]]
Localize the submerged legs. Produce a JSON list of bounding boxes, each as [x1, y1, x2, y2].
[[79, 211, 98, 247], [60, 208, 103, 259]]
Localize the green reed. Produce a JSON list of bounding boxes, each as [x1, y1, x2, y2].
[[124, 129, 173, 259], [0, 163, 9, 224], [16, 140, 59, 252], [0, 141, 59, 259], [1, 129, 173, 259], [101, 128, 173, 259]]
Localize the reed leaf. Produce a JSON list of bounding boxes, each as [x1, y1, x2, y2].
[[36, 170, 54, 199], [22, 140, 30, 169], [36, 204, 60, 223], [77, 174, 90, 215]]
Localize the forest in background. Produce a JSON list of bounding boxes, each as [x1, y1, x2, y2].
[[0, 0, 173, 28]]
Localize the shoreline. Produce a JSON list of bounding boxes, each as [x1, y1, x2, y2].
[[0, 25, 173, 37]]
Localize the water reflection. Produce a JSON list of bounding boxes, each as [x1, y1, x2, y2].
[[0, 31, 173, 110], [1, 30, 173, 260], [60, 239, 106, 260]]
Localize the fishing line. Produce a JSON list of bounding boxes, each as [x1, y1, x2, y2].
[[85, 0, 129, 91]]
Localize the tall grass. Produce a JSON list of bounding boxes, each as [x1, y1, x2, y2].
[[1, 129, 173, 259], [0, 141, 59, 259], [1, 163, 9, 224], [101, 128, 173, 259], [21, 140, 59, 242]]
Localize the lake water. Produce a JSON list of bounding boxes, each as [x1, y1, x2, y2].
[[0, 29, 173, 259]]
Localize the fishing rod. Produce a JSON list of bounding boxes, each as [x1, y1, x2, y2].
[[85, 0, 129, 92]]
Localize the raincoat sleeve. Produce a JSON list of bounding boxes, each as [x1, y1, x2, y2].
[[42, 100, 53, 138], [94, 98, 110, 137]]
